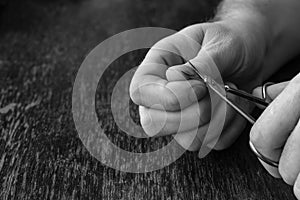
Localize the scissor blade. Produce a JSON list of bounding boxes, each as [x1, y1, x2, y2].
[[225, 86, 269, 107], [187, 61, 206, 80], [205, 80, 256, 125], [186, 61, 256, 125]]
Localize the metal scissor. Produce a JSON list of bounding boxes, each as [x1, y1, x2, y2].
[[182, 61, 279, 168]]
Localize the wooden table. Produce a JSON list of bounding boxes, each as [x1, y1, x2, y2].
[[0, 0, 298, 199]]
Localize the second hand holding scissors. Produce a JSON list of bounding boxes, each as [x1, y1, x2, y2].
[[182, 61, 279, 168]]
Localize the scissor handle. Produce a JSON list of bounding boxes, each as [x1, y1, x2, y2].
[[224, 85, 269, 107], [249, 141, 279, 168]]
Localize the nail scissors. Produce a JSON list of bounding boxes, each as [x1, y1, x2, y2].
[[182, 61, 279, 168]]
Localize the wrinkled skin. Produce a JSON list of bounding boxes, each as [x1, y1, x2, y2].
[[130, 21, 264, 151], [251, 74, 300, 199]]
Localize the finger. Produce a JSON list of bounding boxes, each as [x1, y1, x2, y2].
[[173, 84, 240, 151], [203, 82, 252, 148], [211, 81, 252, 150], [250, 76, 300, 177], [165, 49, 225, 90], [131, 70, 207, 111], [138, 30, 202, 75], [138, 24, 205, 79], [166, 62, 199, 82], [294, 173, 300, 199], [139, 95, 211, 137], [252, 82, 290, 175], [252, 81, 289, 101], [174, 100, 236, 152], [172, 123, 209, 151], [279, 119, 300, 185], [214, 113, 247, 150], [165, 24, 237, 94], [130, 28, 204, 111], [191, 22, 247, 82]]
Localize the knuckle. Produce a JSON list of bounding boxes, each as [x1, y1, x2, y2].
[[167, 98, 179, 110], [151, 34, 179, 53], [279, 163, 295, 185], [164, 93, 180, 111], [179, 24, 203, 35]]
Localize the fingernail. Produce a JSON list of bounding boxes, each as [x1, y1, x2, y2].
[[140, 112, 152, 128]]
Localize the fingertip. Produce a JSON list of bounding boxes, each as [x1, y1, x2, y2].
[[252, 82, 287, 103], [252, 86, 263, 98], [294, 174, 300, 199], [279, 161, 296, 185], [139, 106, 158, 137], [259, 159, 281, 178], [139, 106, 167, 137], [198, 145, 212, 158]]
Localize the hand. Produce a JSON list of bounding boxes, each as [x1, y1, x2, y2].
[[130, 20, 268, 152], [250, 73, 300, 199]]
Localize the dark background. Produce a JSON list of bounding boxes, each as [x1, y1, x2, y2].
[[0, 0, 299, 199]]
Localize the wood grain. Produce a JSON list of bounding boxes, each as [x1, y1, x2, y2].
[[0, 0, 298, 199]]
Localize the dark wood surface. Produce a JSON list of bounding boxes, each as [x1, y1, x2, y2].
[[0, 0, 299, 199]]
